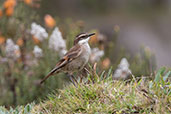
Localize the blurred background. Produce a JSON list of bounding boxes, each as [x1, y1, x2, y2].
[[0, 0, 170, 107], [40, 0, 171, 67]]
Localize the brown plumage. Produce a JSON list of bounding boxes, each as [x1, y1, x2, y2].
[[40, 33, 95, 84], [40, 44, 82, 84]]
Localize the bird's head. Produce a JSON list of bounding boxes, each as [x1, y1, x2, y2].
[[74, 33, 95, 45]]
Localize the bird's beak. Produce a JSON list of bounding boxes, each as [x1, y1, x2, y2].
[[87, 33, 95, 37]]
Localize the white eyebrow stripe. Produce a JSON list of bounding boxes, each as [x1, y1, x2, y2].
[[78, 34, 87, 37]]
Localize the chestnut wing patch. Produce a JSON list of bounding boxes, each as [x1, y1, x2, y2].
[[55, 44, 82, 68]]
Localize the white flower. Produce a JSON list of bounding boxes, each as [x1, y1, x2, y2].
[[118, 58, 130, 69], [98, 33, 106, 42], [90, 48, 104, 63], [30, 22, 48, 41], [113, 58, 131, 80], [5, 39, 21, 59], [49, 27, 67, 57], [33, 45, 43, 58]]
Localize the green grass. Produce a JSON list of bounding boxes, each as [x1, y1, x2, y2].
[[0, 67, 170, 114]]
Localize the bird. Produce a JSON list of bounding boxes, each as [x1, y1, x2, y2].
[[40, 32, 95, 84]]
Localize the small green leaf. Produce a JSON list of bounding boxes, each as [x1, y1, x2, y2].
[[100, 71, 105, 80], [154, 67, 166, 83], [24, 104, 31, 113], [137, 78, 143, 86], [149, 81, 153, 89], [107, 67, 113, 78], [167, 88, 171, 96], [163, 71, 171, 81], [88, 63, 93, 70]]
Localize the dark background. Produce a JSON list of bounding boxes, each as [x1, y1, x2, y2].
[[39, 0, 171, 67]]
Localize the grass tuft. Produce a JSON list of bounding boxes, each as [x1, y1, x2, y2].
[[31, 67, 170, 114], [1, 67, 171, 114]]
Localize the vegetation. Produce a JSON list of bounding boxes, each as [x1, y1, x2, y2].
[[0, 1, 169, 114], [0, 0, 158, 107], [0, 67, 170, 114]]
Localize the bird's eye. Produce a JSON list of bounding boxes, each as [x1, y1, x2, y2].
[[81, 36, 87, 39], [79, 36, 84, 39]]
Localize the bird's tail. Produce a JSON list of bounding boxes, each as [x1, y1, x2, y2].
[[40, 67, 60, 84]]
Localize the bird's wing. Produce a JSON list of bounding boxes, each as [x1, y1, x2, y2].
[[40, 44, 82, 84], [55, 44, 82, 67]]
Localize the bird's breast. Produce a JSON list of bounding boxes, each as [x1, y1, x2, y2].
[[80, 43, 91, 60], [65, 43, 91, 72]]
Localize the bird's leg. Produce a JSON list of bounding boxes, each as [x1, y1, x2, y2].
[[79, 69, 87, 83], [68, 74, 76, 86], [80, 74, 83, 83], [83, 67, 91, 84], [67, 73, 77, 86], [70, 74, 78, 84]]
